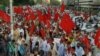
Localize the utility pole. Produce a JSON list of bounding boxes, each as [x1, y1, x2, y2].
[[78, 0, 79, 11], [10, 0, 14, 40]]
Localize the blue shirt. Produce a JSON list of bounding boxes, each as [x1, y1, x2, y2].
[[41, 40, 50, 52], [75, 46, 84, 56], [18, 44, 25, 56], [57, 43, 65, 56]]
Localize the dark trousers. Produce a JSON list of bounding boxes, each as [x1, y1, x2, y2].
[[18, 51, 22, 56]]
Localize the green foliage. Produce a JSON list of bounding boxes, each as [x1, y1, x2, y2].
[[0, 5, 6, 10]]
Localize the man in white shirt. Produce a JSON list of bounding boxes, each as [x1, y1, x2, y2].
[[75, 43, 85, 56], [57, 40, 65, 56], [31, 33, 39, 51], [40, 38, 50, 56], [18, 27, 24, 37]]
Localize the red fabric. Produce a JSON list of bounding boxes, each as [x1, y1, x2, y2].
[[43, 14, 48, 23], [40, 28, 46, 39], [24, 6, 36, 21], [37, 10, 42, 16], [81, 35, 90, 49], [59, 13, 75, 34], [25, 12, 35, 21], [38, 14, 44, 23], [47, 9, 51, 20], [37, 10, 51, 29], [29, 24, 35, 36], [60, 2, 65, 13], [37, 10, 44, 23], [38, 13, 49, 24], [30, 12, 36, 20], [3, 14, 10, 23], [0, 10, 10, 23], [25, 15, 31, 21], [95, 28, 100, 48], [14, 6, 23, 14], [54, 12, 60, 22]]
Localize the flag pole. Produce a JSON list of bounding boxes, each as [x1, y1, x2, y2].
[[10, 0, 14, 40]]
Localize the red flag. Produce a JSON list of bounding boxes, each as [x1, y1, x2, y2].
[[14, 6, 23, 14], [37, 10, 44, 23], [81, 35, 90, 49], [54, 12, 60, 21], [37, 10, 42, 16], [94, 28, 100, 48], [24, 6, 36, 21], [0, 10, 10, 23], [25, 12, 36, 21], [38, 13, 48, 24], [37, 10, 51, 28], [59, 13, 75, 34], [29, 23, 35, 36], [60, 2, 65, 13], [25, 15, 31, 21], [40, 28, 46, 39], [38, 14, 44, 23], [3, 13, 10, 23], [30, 12, 36, 20], [47, 9, 51, 20]]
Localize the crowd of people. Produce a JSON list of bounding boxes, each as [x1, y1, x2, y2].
[[0, 4, 100, 56]]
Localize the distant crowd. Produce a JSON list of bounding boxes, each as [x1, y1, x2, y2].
[[0, 5, 100, 56]]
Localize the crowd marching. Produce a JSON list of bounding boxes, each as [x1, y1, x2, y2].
[[0, 3, 100, 56]]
